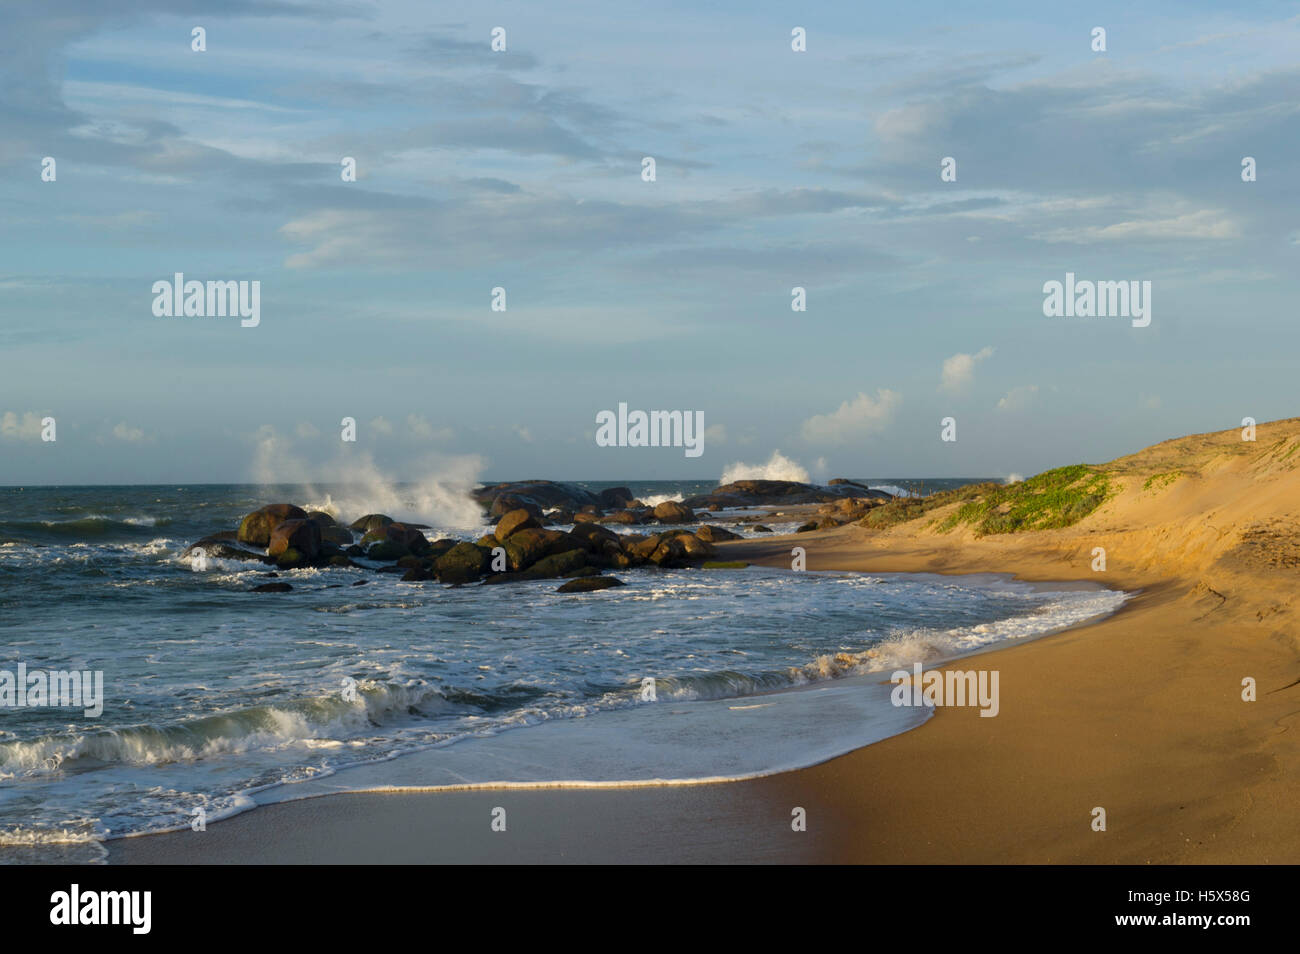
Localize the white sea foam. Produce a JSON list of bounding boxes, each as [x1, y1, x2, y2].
[[720, 450, 810, 484]]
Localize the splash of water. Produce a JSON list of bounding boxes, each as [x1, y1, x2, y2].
[[251, 428, 486, 528], [721, 450, 810, 485]]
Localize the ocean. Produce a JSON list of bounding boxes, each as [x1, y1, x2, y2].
[[0, 480, 1128, 863]]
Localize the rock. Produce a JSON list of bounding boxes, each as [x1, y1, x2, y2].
[[570, 522, 621, 548], [488, 494, 544, 520], [435, 541, 490, 584], [361, 523, 429, 559], [682, 480, 892, 509], [251, 582, 293, 593], [495, 508, 541, 542], [183, 536, 274, 565], [305, 511, 337, 527], [629, 533, 664, 560], [501, 528, 581, 571], [268, 519, 322, 561], [474, 480, 602, 515], [320, 526, 354, 546], [753, 525, 773, 533], [349, 514, 393, 533], [652, 500, 696, 523], [597, 487, 635, 509], [476, 534, 500, 549], [600, 509, 648, 525], [520, 549, 587, 579], [557, 576, 625, 593], [702, 561, 749, 569], [796, 522, 817, 533], [366, 541, 408, 562], [572, 512, 601, 523], [401, 566, 433, 582], [238, 504, 307, 546], [649, 533, 715, 567], [695, 524, 742, 543], [275, 547, 308, 568], [548, 509, 575, 525]]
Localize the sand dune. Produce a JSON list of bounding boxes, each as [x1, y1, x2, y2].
[[710, 418, 1300, 862]]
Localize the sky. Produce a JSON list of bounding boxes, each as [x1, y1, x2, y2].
[[2, 0, 1298, 486]]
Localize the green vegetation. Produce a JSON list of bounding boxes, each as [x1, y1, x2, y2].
[[858, 482, 989, 530], [1142, 471, 1182, 492], [860, 466, 1114, 537]]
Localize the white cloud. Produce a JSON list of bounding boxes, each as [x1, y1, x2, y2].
[[1034, 209, 1240, 244], [0, 411, 44, 441], [111, 422, 147, 442], [801, 389, 901, 444], [940, 346, 994, 392], [406, 414, 453, 440], [369, 416, 394, 436], [296, 421, 321, 439], [996, 385, 1039, 412]]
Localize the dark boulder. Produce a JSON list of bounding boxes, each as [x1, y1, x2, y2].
[[349, 514, 394, 533], [557, 576, 625, 593], [268, 519, 322, 561], [435, 542, 490, 584], [652, 500, 696, 523], [495, 508, 541, 542], [695, 524, 742, 543], [183, 536, 274, 565], [474, 480, 602, 516], [251, 582, 293, 593], [682, 480, 892, 509], [238, 504, 307, 546], [597, 487, 635, 509]]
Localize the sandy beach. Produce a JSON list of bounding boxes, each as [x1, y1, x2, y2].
[[108, 420, 1300, 864]]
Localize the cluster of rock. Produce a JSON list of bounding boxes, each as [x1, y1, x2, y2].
[[470, 478, 891, 528], [181, 498, 744, 594], [472, 480, 702, 527], [681, 479, 892, 510]]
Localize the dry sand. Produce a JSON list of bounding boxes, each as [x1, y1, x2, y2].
[[109, 420, 1300, 864]]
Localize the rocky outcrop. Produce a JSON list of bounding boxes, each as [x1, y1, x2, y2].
[[557, 576, 625, 593], [695, 524, 742, 542], [597, 487, 636, 509], [474, 480, 603, 517], [238, 504, 307, 546], [349, 514, 393, 533], [495, 508, 541, 542], [183, 535, 274, 565], [434, 542, 491, 584], [361, 523, 430, 560], [268, 519, 323, 566], [682, 480, 892, 509], [652, 500, 696, 523]]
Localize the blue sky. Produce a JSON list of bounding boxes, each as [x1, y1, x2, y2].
[[2, 0, 1298, 486]]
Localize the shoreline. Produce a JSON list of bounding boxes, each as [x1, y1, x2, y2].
[[109, 421, 1300, 863], [103, 551, 1152, 865]]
